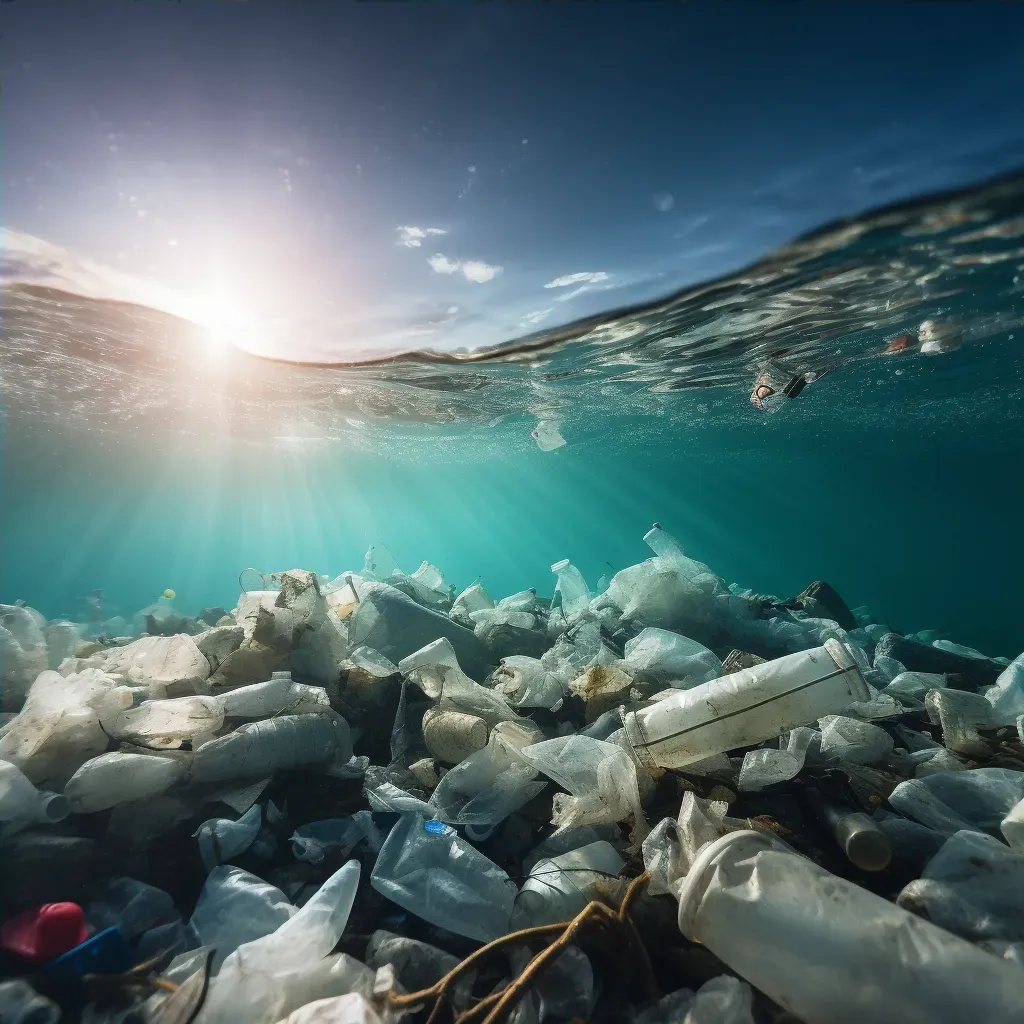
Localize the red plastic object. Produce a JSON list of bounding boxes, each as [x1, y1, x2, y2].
[[1, 903, 89, 964]]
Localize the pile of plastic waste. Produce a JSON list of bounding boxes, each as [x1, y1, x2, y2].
[[2, 526, 1024, 1023]]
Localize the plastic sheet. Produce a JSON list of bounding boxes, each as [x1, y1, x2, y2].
[[370, 815, 517, 942]]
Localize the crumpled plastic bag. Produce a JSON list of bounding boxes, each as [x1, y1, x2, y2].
[[624, 628, 722, 689], [517, 734, 652, 840]]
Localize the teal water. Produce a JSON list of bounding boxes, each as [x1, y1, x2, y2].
[[3, 174, 1023, 657]]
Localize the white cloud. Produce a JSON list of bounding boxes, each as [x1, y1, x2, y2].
[[544, 271, 609, 288], [427, 254, 460, 275], [427, 253, 502, 283], [653, 192, 675, 212], [554, 285, 593, 303], [397, 225, 446, 248], [461, 260, 501, 283], [520, 308, 553, 327]]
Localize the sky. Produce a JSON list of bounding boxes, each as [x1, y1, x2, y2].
[[5, 0, 1024, 360]]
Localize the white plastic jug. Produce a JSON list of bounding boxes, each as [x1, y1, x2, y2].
[[675, 829, 1024, 1024], [621, 640, 869, 770]]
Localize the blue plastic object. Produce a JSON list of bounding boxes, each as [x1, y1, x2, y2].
[[424, 818, 447, 835], [44, 927, 132, 979]]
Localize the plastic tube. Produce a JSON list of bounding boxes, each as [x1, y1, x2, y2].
[[621, 640, 869, 770], [676, 830, 1024, 1024], [802, 788, 892, 872]]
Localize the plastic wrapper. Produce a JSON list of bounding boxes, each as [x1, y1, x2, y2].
[[370, 815, 517, 942], [888, 768, 1024, 836], [199, 860, 364, 1024], [737, 728, 818, 792], [195, 803, 263, 871], [897, 830, 1024, 947], [112, 694, 224, 748], [818, 715, 894, 764], [624, 627, 722, 688], [190, 865, 297, 972], [518, 734, 651, 838]]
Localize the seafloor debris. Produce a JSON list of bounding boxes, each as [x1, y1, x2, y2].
[[2, 527, 1023, 1023]]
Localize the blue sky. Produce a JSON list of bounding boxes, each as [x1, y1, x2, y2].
[[5, 0, 1024, 359]]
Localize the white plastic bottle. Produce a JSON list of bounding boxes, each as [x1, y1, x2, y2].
[[621, 639, 869, 770], [64, 752, 186, 812], [675, 829, 1024, 1023]]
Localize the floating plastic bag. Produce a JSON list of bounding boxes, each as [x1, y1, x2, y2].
[[370, 816, 517, 942]]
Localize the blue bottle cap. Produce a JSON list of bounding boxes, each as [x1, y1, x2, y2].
[[424, 818, 447, 835]]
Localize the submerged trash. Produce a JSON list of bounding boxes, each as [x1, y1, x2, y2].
[[1, 525, 1022, 1022]]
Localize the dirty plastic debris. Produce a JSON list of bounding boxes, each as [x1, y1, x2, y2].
[[370, 814, 517, 942], [195, 803, 263, 871], [675, 828, 1024, 1024], [621, 640, 869, 770]]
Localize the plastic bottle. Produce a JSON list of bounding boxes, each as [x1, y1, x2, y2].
[[620, 640, 869, 770], [801, 788, 892, 872], [112, 694, 224, 748], [370, 815, 517, 943], [675, 829, 1024, 1023], [0, 759, 69, 830], [642, 523, 687, 564], [63, 752, 186, 813], [218, 679, 330, 719], [191, 713, 351, 783], [550, 560, 591, 620]]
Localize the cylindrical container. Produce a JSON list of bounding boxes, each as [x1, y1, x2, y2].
[[512, 840, 624, 929], [802, 788, 891, 872], [0, 760, 69, 826], [192, 713, 351, 782], [621, 640, 869, 770], [64, 752, 185, 813], [422, 708, 488, 764], [676, 830, 1024, 1024]]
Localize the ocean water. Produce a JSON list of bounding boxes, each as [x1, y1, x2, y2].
[[3, 173, 1023, 658]]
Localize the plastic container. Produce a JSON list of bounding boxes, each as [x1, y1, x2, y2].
[[675, 829, 1024, 1023], [192, 713, 351, 783], [63, 752, 185, 813], [0, 759, 69, 830], [219, 679, 330, 719], [512, 840, 624, 928], [621, 640, 869, 770], [420, 707, 488, 764], [0, 903, 88, 963], [802, 788, 891, 871]]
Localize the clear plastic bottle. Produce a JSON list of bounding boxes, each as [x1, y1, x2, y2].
[[192, 713, 351, 783], [550, 560, 591, 620]]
